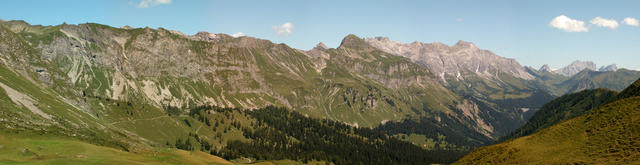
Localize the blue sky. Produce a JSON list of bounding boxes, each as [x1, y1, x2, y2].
[[1, 0, 639, 70]]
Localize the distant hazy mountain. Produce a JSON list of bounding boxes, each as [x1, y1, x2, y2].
[[527, 61, 639, 95], [538, 64, 553, 73], [599, 64, 618, 72], [543, 62, 619, 77], [553, 60, 597, 76], [553, 69, 640, 94]]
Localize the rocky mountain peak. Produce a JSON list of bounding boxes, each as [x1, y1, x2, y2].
[[453, 40, 477, 49], [193, 31, 221, 42], [539, 64, 552, 73], [339, 34, 371, 50], [314, 42, 328, 50], [410, 41, 422, 47], [373, 36, 391, 42], [363, 37, 534, 81], [554, 60, 597, 76], [121, 25, 133, 30], [430, 42, 448, 48], [599, 64, 618, 72]]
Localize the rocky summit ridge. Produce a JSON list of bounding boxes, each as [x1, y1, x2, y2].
[[364, 37, 534, 82], [550, 61, 619, 76]]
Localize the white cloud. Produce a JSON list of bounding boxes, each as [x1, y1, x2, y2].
[[456, 18, 463, 23], [590, 17, 619, 29], [231, 32, 245, 38], [272, 22, 295, 36], [549, 15, 588, 32], [623, 17, 640, 26], [137, 0, 171, 8]]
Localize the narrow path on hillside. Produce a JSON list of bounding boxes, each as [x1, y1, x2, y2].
[[109, 115, 169, 125], [196, 124, 203, 133]]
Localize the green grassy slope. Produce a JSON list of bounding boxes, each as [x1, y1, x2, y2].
[[499, 88, 618, 141], [0, 133, 233, 165], [455, 79, 640, 164]]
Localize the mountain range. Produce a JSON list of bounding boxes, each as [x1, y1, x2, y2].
[[1, 20, 639, 164]]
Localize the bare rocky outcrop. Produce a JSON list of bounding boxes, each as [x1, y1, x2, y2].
[[0, 82, 52, 120], [305, 42, 330, 73], [364, 37, 534, 81], [456, 99, 494, 138]]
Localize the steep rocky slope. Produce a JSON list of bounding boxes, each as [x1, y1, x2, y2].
[[365, 37, 559, 136], [365, 37, 534, 81], [0, 20, 520, 152]]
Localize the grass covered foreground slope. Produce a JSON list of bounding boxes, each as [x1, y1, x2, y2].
[[455, 78, 640, 164], [0, 133, 232, 165], [499, 88, 618, 141]]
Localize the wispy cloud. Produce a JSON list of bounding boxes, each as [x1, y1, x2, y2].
[[272, 22, 295, 36], [137, 0, 171, 8], [623, 17, 639, 26], [590, 17, 619, 29], [549, 15, 588, 32], [231, 32, 245, 38]]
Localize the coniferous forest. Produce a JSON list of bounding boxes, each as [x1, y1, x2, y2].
[[184, 106, 467, 164]]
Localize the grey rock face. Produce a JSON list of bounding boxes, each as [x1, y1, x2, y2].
[[599, 64, 618, 72], [315, 42, 328, 50], [554, 61, 597, 76], [305, 42, 331, 72], [364, 37, 534, 81]]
